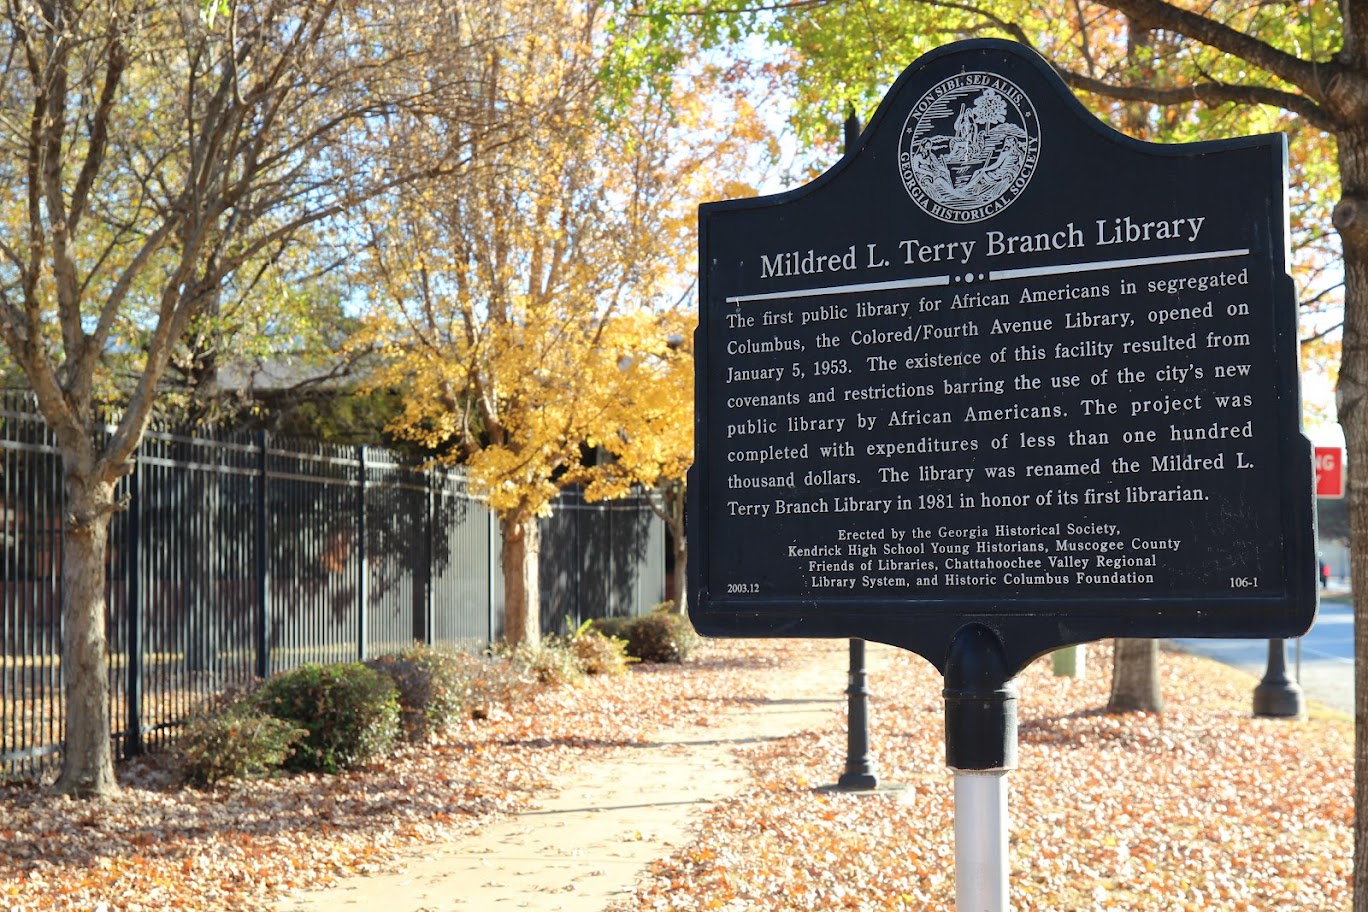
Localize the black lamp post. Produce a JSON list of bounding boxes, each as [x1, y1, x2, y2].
[[1252, 638, 1304, 718], [834, 108, 880, 791], [838, 637, 879, 789]]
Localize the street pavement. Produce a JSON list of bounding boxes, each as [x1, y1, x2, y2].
[[1169, 589, 1354, 715]]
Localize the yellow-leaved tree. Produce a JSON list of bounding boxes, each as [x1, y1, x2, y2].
[[576, 307, 695, 614], [354, 0, 766, 644]]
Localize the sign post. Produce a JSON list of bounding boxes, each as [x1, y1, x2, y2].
[[688, 39, 1316, 907], [944, 623, 1014, 910]]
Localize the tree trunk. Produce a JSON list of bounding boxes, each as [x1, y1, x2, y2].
[[1356, 459, 1368, 912], [1107, 637, 1164, 713], [665, 483, 687, 615], [55, 474, 119, 797], [646, 481, 688, 615], [1333, 123, 1368, 912], [671, 542, 688, 616], [500, 511, 541, 647]]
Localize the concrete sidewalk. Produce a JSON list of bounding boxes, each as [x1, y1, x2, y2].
[[274, 641, 861, 912]]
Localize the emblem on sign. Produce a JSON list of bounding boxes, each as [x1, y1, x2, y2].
[[899, 72, 1040, 223]]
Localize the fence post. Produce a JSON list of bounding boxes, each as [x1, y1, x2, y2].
[[574, 496, 584, 629], [255, 430, 270, 679], [123, 451, 144, 759], [488, 505, 498, 646], [356, 446, 368, 661], [423, 469, 434, 644]]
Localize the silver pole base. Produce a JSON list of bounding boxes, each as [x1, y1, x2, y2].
[[954, 770, 1009, 911]]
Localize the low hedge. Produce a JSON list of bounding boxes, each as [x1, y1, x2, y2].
[[366, 645, 469, 743], [175, 693, 307, 786], [254, 662, 400, 773], [590, 611, 698, 664]]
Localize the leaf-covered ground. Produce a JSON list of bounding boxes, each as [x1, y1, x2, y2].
[[0, 640, 823, 911], [611, 640, 1353, 911], [0, 637, 1352, 911]]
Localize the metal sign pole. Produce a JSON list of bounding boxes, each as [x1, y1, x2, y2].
[[1253, 637, 1304, 717], [954, 771, 1009, 911], [944, 624, 1017, 911]]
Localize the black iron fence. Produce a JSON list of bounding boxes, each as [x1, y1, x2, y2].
[[0, 395, 664, 778]]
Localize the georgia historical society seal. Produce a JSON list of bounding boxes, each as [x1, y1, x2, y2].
[[899, 71, 1040, 223]]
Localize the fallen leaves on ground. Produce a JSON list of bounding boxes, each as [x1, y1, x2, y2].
[[0, 639, 822, 912], [610, 640, 1352, 911], [0, 638, 1352, 911]]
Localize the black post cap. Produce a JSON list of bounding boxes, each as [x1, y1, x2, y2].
[[943, 624, 1018, 772]]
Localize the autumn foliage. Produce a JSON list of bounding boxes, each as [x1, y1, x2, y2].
[[0, 639, 803, 910], [351, 0, 766, 645], [613, 642, 1351, 911], [0, 638, 1350, 911]]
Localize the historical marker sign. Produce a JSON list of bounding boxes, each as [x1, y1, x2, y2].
[[687, 40, 1317, 674]]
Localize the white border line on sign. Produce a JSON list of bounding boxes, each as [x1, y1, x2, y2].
[[722, 248, 1251, 304], [724, 274, 950, 304], [988, 247, 1250, 281]]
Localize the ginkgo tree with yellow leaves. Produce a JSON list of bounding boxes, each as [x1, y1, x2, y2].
[[576, 307, 696, 614], [354, 0, 766, 645]]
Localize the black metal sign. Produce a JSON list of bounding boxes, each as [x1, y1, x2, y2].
[[687, 39, 1317, 675]]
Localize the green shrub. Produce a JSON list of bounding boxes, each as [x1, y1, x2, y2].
[[566, 622, 634, 676], [623, 611, 699, 663], [366, 645, 468, 743], [254, 663, 400, 772], [175, 693, 306, 786], [590, 610, 699, 664], [589, 616, 631, 641]]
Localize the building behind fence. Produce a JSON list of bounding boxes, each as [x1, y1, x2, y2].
[[0, 395, 665, 779]]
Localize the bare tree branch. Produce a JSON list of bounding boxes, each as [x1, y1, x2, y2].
[[1093, 0, 1334, 99], [1303, 321, 1344, 345], [1059, 67, 1336, 132]]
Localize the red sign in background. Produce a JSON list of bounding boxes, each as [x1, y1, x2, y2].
[[1315, 446, 1345, 498]]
